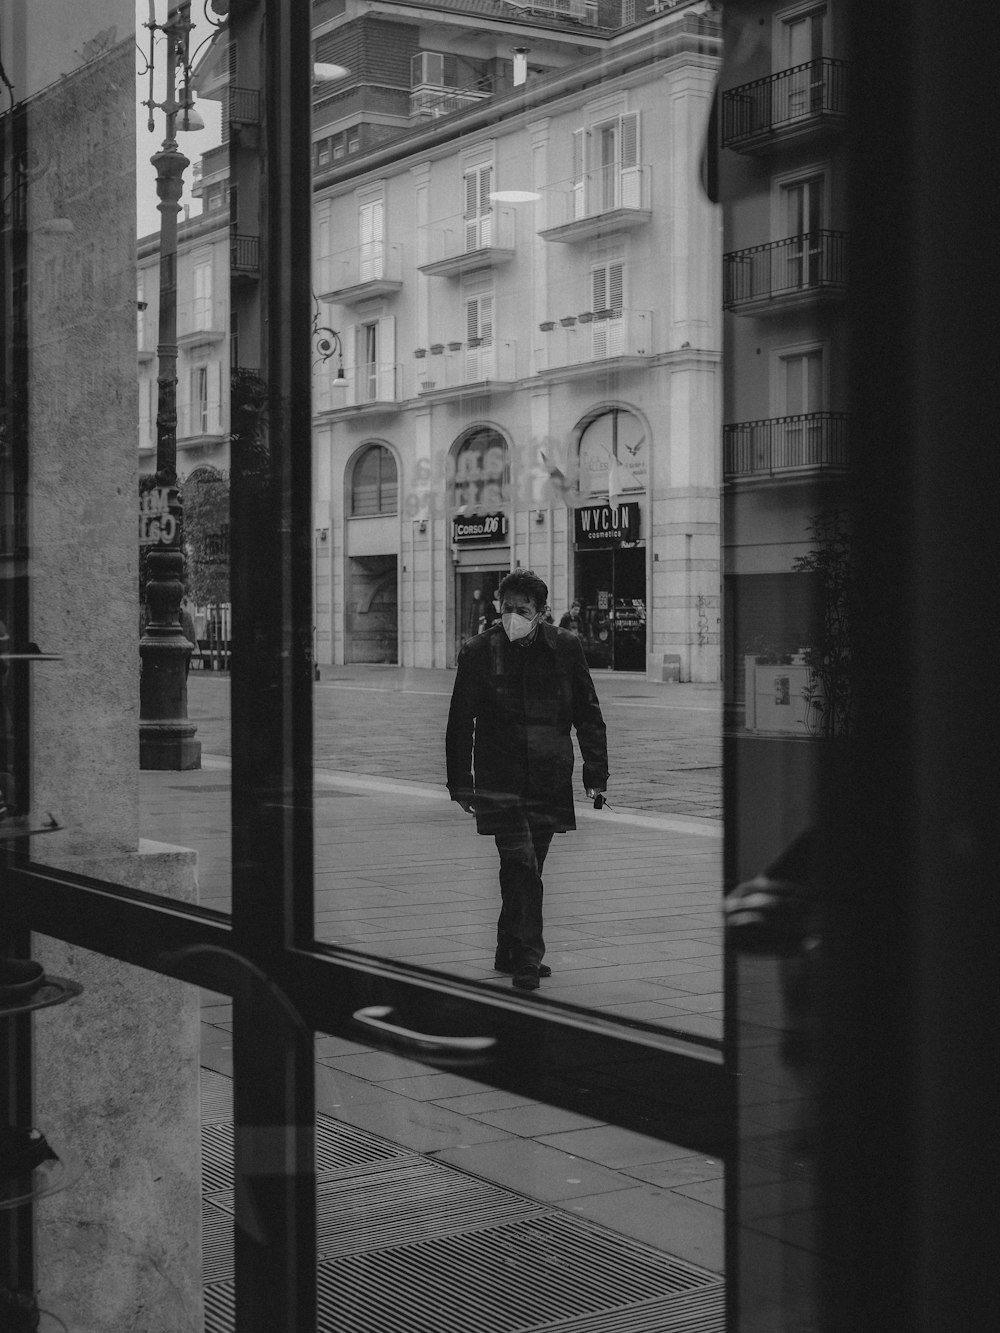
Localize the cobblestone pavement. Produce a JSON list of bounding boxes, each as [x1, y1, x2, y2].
[[186, 664, 723, 822]]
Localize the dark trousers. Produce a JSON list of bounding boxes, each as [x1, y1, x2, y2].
[[494, 812, 554, 970]]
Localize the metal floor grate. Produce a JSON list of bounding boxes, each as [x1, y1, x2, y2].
[[200, 1070, 725, 1333], [201, 1069, 233, 1124], [201, 1109, 412, 1193], [204, 1283, 725, 1333]]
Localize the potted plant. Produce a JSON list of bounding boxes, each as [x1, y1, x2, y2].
[[539, 321, 555, 332], [577, 311, 594, 324], [559, 315, 577, 328], [595, 308, 614, 320], [467, 336, 482, 349], [430, 343, 444, 355], [448, 340, 463, 351], [414, 348, 427, 359]]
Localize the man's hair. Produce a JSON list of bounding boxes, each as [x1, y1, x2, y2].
[[498, 568, 548, 610]]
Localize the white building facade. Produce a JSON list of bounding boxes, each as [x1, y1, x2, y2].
[[312, 5, 723, 678]]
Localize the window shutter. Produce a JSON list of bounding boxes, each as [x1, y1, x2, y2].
[[619, 112, 641, 207], [208, 361, 222, 433], [608, 261, 624, 312], [591, 266, 606, 312], [341, 320, 356, 407], [572, 129, 585, 218], [377, 316, 396, 400], [359, 200, 384, 281]]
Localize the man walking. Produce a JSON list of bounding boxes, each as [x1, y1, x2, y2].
[[446, 569, 609, 990]]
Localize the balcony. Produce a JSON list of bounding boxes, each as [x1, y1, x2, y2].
[[505, 0, 598, 24], [316, 362, 401, 416], [177, 403, 225, 443], [226, 86, 261, 129], [409, 84, 492, 122], [414, 340, 518, 400], [177, 297, 228, 346], [723, 231, 848, 314], [230, 233, 260, 280], [137, 313, 156, 363], [417, 208, 516, 278], [723, 412, 849, 480], [316, 243, 403, 305], [539, 165, 652, 244], [534, 310, 653, 380], [722, 59, 848, 153]]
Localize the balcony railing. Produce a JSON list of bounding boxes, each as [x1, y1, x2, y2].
[[723, 231, 848, 311], [177, 402, 225, 440], [316, 363, 401, 413], [415, 340, 517, 396], [226, 86, 261, 127], [539, 166, 652, 243], [535, 309, 653, 377], [722, 59, 848, 151], [417, 208, 516, 277], [230, 233, 260, 277], [724, 412, 849, 479], [315, 243, 403, 303], [177, 297, 228, 342], [409, 85, 492, 121]]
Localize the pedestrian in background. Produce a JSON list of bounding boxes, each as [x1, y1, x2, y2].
[[559, 600, 583, 636], [446, 569, 609, 990]]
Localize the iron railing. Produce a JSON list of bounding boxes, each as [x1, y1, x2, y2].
[[723, 412, 849, 478], [724, 230, 848, 309], [230, 232, 260, 275], [722, 58, 848, 148], [227, 86, 261, 126]]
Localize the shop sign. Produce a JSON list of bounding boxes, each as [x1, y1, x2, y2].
[[574, 501, 640, 546], [138, 486, 177, 546], [453, 511, 507, 543]]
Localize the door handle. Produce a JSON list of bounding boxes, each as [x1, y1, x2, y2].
[[352, 1005, 497, 1063]]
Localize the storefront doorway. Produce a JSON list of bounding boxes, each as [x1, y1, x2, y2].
[[345, 554, 398, 663], [454, 568, 502, 654], [574, 543, 647, 672]]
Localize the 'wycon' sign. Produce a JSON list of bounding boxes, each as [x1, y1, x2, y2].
[[574, 502, 640, 546]]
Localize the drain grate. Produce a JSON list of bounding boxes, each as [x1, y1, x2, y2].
[[204, 1280, 725, 1333], [202, 1201, 234, 1285], [315, 1158, 544, 1258], [201, 1069, 233, 1124], [201, 1114, 411, 1194], [311, 1214, 717, 1333]]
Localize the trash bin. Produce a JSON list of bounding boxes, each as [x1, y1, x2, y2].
[[660, 654, 681, 683]]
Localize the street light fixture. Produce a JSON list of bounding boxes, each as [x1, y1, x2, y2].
[[138, 0, 201, 770]]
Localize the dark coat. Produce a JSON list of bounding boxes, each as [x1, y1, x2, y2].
[[446, 621, 609, 835]]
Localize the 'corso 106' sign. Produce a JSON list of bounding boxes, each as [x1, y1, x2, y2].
[[574, 501, 640, 546], [452, 512, 508, 543]]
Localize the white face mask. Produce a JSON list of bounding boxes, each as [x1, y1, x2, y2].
[[501, 611, 537, 642]]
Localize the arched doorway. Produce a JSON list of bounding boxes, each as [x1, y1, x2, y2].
[[573, 409, 648, 672]]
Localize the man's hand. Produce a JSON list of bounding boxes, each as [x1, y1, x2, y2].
[[455, 799, 475, 815], [585, 788, 604, 800]]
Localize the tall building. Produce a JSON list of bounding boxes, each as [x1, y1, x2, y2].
[[716, 0, 849, 724], [310, 0, 722, 676], [144, 0, 723, 679]]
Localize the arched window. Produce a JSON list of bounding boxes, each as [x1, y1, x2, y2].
[[452, 428, 508, 512], [351, 445, 397, 516], [577, 409, 647, 498]]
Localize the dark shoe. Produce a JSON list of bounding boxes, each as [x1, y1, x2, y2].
[[512, 967, 541, 991], [495, 956, 551, 978]]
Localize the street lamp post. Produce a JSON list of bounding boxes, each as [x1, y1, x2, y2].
[[139, 0, 201, 770]]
